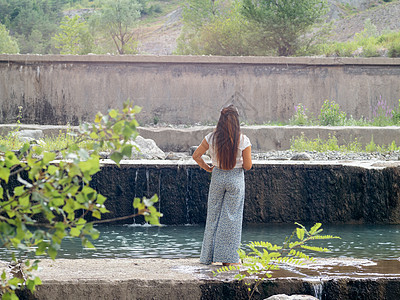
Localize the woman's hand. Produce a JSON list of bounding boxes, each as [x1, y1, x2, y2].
[[206, 165, 215, 173], [193, 139, 213, 172]]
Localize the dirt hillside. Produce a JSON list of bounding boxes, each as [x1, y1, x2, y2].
[[137, 1, 400, 54]]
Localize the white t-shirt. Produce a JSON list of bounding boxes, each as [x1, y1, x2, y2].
[[205, 132, 251, 169]]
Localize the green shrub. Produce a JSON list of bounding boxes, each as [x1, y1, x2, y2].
[[319, 100, 347, 126], [365, 136, 377, 152], [290, 133, 363, 152], [331, 41, 359, 56], [388, 41, 400, 57], [392, 100, 400, 124]]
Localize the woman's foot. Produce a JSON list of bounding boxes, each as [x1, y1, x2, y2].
[[222, 262, 241, 266]]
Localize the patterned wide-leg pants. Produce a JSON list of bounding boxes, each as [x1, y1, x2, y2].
[[200, 167, 245, 265]]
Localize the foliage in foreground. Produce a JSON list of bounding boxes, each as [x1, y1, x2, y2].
[[214, 223, 340, 300], [0, 101, 161, 299]]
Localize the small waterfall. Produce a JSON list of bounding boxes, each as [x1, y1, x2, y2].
[[133, 169, 139, 224], [158, 171, 161, 213], [311, 281, 323, 300], [185, 168, 190, 224], [146, 168, 150, 197], [134, 169, 139, 198]]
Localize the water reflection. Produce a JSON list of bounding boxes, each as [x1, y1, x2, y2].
[[1, 224, 399, 260]]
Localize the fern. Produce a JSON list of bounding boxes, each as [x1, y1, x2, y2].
[[307, 235, 341, 240], [214, 223, 341, 300], [300, 245, 331, 252]]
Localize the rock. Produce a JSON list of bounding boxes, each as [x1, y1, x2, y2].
[[189, 146, 198, 156], [130, 136, 166, 160], [290, 152, 312, 161], [265, 294, 318, 300], [98, 152, 110, 159], [165, 152, 187, 160], [12, 129, 44, 143]]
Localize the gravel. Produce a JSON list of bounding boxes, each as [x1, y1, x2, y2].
[[252, 150, 400, 161]]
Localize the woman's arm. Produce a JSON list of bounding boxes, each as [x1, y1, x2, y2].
[[192, 139, 214, 172], [242, 146, 252, 170]]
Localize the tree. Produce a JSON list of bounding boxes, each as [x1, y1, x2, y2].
[[193, 2, 252, 56], [0, 0, 68, 54], [0, 101, 161, 298], [176, 0, 234, 55], [241, 0, 328, 56], [53, 15, 93, 55], [0, 23, 19, 54], [94, 0, 141, 54]]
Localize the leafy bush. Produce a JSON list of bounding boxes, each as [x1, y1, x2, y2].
[[290, 133, 363, 152], [196, 2, 251, 56], [380, 31, 400, 57], [365, 135, 377, 152], [0, 23, 19, 54], [319, 100, 347, 126], [0, 101, 161, 298]]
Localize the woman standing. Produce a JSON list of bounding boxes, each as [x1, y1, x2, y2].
[[192, 105, 252, 266]]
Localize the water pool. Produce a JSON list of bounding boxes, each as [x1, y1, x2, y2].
[[3, 224, 398, 260]]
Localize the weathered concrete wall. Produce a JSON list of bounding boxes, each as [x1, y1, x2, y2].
[[2, 124, 400, 152], [1, 55, 400, 125], [90, 161, 400, 225], [137, 125, 400, 151]]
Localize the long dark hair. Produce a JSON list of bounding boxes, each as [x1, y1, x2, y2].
[[212, 105, 240, 170]]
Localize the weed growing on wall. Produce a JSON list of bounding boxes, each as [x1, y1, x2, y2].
[[290, 103, 313, 125], [371, 97, 393, 126], [213, 223, 340, 300], [319, 100, 347, 126]]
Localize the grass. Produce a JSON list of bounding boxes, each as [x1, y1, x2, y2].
[[290, 133, 400, 153], [139, 0, 183, 25], [0, 129, 106, 153]]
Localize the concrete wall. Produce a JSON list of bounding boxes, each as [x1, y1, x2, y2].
[[1, 55, 400, 125], [137, 125, 400, 151]]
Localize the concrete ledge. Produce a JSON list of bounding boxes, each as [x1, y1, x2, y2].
[[137, 125, 400, 152], [2, 124, 400, 152], [6, 258, 399, 300], [2, 54, 400, 65]]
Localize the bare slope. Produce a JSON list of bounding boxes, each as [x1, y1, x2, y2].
[[331, 1, 400, 41], [137, 1, 400, 54]]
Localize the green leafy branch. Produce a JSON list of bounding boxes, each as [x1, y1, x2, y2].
[[213, 223, 340, 300], [0, 101, 161, 299]]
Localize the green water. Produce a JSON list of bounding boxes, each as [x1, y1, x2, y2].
[[2, 224, 400, 260]]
